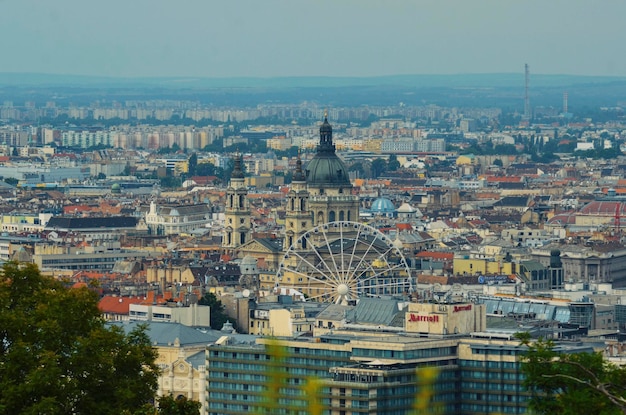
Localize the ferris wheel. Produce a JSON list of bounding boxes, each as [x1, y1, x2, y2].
[[276, 221, 413, 304]]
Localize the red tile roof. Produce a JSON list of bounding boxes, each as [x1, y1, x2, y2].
[[486, 176, 523, 183], [415, 251, 454, 261], [98, 296, 145, 315]]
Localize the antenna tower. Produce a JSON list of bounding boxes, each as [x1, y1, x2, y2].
[[524, 64, 530, 120]]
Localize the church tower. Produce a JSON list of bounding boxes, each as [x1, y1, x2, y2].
[[284, 155, 312, 250], [222, 154, 250, 251], [305, 113, 359, 226]]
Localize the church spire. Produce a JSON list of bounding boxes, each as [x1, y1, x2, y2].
[[318, 110, 334, 153], [231, 152, 244, 179], [293, 151, 305, 182]]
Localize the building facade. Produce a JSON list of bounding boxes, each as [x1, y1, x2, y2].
[[205, 301, 547, 415]]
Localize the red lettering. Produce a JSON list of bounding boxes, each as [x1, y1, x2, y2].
[[408, 314, 439, 322], [453, 305, 472, 313]]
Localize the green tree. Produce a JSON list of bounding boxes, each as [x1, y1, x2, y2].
[[348, 162, 365, 177], [3, 177, 18, 186], [123, 163, 132, 176], [517, 332, 626, 415], [198, 292, 232, 330], [187, 153, 198, 176], [0, 262, 159, 415], [159, 176, 182, 189], [387, 154, 401, 171], [195, 161, 223, 178], [155, 395, 201, 415], [371, 158, 387, 178]]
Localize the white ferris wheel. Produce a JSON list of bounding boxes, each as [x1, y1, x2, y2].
[[276, 221, 413, 304]]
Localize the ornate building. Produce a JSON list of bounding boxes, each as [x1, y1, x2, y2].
[[236, 115, 359, 274], [143, 201, 211, 236], [284, 156, 311, 250], [305, 115, 359, 225], [222, 154, 251, 251]]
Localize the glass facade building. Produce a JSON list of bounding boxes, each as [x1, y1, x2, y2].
[[206, 334, 541, 415]]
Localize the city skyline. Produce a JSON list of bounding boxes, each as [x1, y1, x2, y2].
[[1, 0, 625, 79]]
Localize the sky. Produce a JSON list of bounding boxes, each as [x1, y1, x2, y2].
[[1, 0, 625, 79]]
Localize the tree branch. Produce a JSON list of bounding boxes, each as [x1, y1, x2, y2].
[[542, 373, 626, 415]]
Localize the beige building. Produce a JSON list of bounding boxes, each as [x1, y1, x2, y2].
[[129, 303, 210, 328], [145, 263, 196, 285], [144, 201, 212, 236], [404, 302, 486, 335], [119, 321, 221, 414], [248, 299, 325, 336]]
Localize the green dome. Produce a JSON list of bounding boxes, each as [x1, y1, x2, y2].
[[305, 116, 351, 187], [305, 153, 351, 186]]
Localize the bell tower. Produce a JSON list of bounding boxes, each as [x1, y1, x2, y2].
[[284, 155, 312, 250], [222, 153, 250, 251]]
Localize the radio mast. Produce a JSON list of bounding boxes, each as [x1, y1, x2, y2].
[[524, 64, 530, 120]]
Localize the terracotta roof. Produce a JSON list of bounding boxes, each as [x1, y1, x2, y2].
[[63, 205, 92, 214], [580, 201, 626, 216], [415, 251, 454, 261], [486, 176, 523, 183], [98, 296, 146, 315]]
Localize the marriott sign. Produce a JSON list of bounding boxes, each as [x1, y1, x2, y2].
[[408, 314, 439, 323]]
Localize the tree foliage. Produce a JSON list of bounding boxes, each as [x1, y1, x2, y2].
[[194, 161, 223, 180], [198, 292, 231, 330], [187, 153, 198, 176], [0, 262, 160, 415], [130, 395, 200, 415], [517, 332, 626, 415], [387, 154, 401, 171], [371, 158, 387, 178], [348, 161, 365, 177], [3, 177, 18, 186]]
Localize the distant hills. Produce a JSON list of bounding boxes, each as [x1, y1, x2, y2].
[[1, 72, 626, 109], [1, 72, 625, 89]]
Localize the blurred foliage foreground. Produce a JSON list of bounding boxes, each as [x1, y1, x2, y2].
[[253, 342, 440, 415], [0, 262, 162, 415]]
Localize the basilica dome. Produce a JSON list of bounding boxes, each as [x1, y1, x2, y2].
[[305, 116, 351, 187], [306, 153, 351, 186]]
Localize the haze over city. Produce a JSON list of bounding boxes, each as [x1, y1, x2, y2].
[[1, 0, 625, 78], [6, 1, 626, 414]]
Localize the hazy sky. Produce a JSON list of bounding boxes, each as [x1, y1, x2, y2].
[[1, 0, 624, 78]]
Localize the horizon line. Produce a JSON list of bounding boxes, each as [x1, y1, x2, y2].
[[2, 72, 626, 80]]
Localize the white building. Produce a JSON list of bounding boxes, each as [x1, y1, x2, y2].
[[129, 303, 211, 328]]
